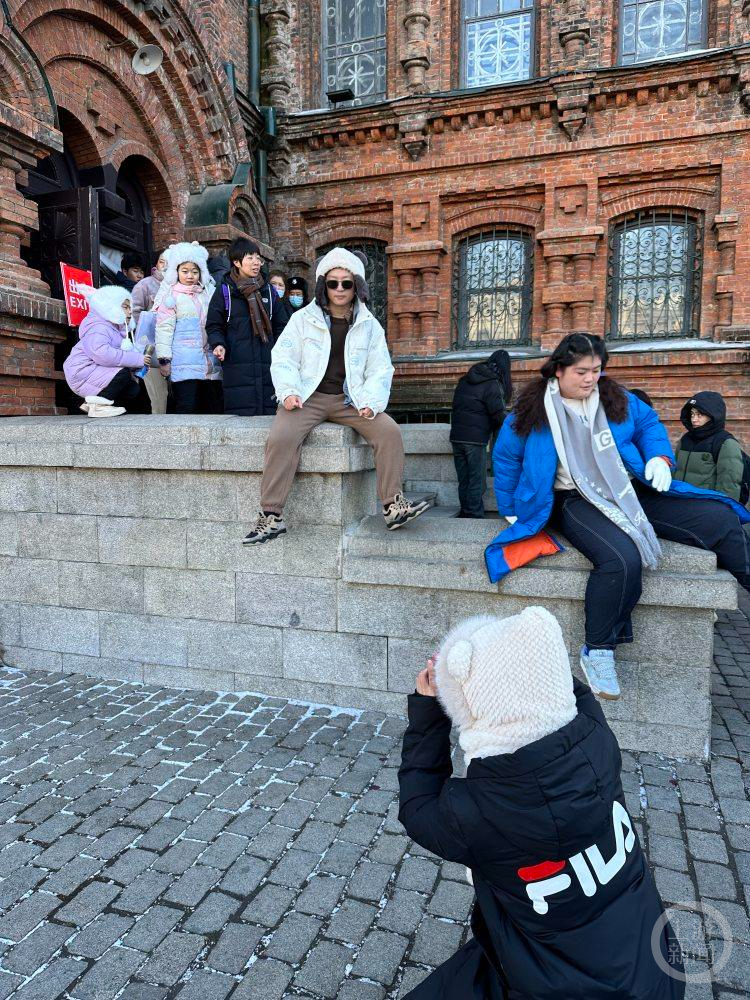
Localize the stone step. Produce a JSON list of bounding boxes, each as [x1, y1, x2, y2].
[[347, 514, 720, 574]]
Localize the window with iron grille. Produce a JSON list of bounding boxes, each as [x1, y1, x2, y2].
[[619, 0, 706, 65], [318, 239, 388, 329], [606, 209, 702, 340], [323, 0, 386, 106], [462, 0, 534, 88], [452, 229, 533, 348]]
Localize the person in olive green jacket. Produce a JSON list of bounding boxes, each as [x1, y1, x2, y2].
[[674, 391, 745, 503]]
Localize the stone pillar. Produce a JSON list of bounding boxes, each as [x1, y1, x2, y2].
[[401, 0, 431, 93], [538, 229, 604, 348], [0, 144, 49, 295]]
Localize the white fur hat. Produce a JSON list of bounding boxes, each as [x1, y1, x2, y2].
[[315, 246, 366, 281], [152, 242, 214, 310], [78, 285, 132, 326], [434, 607, 577, 764]]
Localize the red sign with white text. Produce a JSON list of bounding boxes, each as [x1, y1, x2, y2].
[[60, 263, 94, 326]]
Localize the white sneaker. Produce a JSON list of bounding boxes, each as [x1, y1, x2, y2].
[[580, 647, 621, 700], [84, 395, 126, 418]]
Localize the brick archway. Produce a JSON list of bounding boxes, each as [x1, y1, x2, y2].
[[10, 0, 248, 194]]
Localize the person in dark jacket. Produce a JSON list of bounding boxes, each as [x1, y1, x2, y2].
[[288, 275, 308, 311], [205, 237, 287, 416], [674, 391, 746, 504], [398, 606, 685, 1000], [450, 350, 512, 518], [115, 251, 145, 292]]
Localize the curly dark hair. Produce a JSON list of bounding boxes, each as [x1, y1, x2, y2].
[[513, 333, 629, 437]]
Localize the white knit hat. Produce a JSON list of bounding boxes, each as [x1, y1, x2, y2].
[[77, 285, 132, 326], [315, 247, 366, 281], [434, 607, 577, 764], [152, 242, 215, 310]]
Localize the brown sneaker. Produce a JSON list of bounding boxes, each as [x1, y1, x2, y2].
[[243, 511, 287, 545], [383, 493, 430, 531]]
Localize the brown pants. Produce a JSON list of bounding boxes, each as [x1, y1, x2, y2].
[[261, 392, 405, 513]]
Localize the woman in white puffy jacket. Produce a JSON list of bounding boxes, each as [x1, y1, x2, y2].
[[243, 247, 430, 545]]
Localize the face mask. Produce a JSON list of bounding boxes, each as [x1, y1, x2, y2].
[[289, 294, 304, 308]]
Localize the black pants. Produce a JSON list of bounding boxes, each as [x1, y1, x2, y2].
[[550, 484, 750, 650], [170, 379, 224, 415], [99, 369, 151, 413], [452, 442, 488, 518]]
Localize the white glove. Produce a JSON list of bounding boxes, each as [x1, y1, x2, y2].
[[644, 457, 672, 493]]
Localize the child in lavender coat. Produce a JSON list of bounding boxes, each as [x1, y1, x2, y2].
[[63, 286, 152, 417]]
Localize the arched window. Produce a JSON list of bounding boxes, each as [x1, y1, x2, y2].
[[606, 209, 702, 339], [318, 239, 388, 328], [323, 0, 386, 106], [462, 0, 535, 89], [619, 0, 707, 65], [452, 229, 533, 347]]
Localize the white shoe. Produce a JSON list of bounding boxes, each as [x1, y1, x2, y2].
[[84, 395, 126, 418], [79, 403, 90, 413]]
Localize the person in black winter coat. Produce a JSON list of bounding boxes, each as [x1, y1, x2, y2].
[[450, 349, 512, 517], [398, 606, 684, 1000], [206, 238, 288, 416]]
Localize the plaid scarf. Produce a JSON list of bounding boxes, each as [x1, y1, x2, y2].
[[231, 268, 272, 344]]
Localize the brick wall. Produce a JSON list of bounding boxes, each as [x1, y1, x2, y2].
[[263, 2, 750, 440]]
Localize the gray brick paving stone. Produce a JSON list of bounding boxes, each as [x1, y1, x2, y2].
[[231, 957, 293, 1000], [207, 922, 264, 974], [683, 804, 722, 832], [122, 906, 183, 952], [649, 833, 689, 872], [219, 854, 270, 895], [695, 862, 738, 900], [114, 870, 174, 914], [265, 912, 322, 964], [268, 848, 318, 888], [68, 944, 146, 1000], [326, 899, 377, 944], [163, 865, 222, 907], [39, 855, 104, 896], [9, 957, 84, 1000], [68, 913, 134, 958], [0, 892, 60, 941], [294, 820, 338, 854], [352, 928, 409, 986], [396, 856, 439, 893], [175, 969, 235, 1000], [654, 867, 696, 904], [0, 973, 23, 1000], [2, 921, 71, 975], [183, 891, 240, 934], [294, 940, 352, 997], [411, 915, 465, 966], [349, 860, 392, 901], [138, 931, 205, 986], [428, 879, 476, 921], [296, 874, 345, 916], [197, 833, 249, 870], [396, 966, 430, 998], [153, 839, 205, 875], [106, 847, 158, 884], [686, 829, 729, 864], [338, 981, 385, 1000], [377, 889, 425, 936], [242, 884, 295, 927]]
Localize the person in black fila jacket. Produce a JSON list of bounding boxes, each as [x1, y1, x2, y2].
[[398, 606, 684, 1000], [450, 349, 512, 518], [206, 237, 288, 416]]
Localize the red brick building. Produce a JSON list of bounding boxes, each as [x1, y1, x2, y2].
[[2, 1, 749, 444], [0, 0, 267, 414], [265, 0, 750, 442]]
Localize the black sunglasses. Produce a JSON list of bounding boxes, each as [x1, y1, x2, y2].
[[326, 279, 354, 290]]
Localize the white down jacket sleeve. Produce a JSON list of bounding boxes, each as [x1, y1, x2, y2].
[[357, 321, 394, 416], [270, 312, 304, 404]]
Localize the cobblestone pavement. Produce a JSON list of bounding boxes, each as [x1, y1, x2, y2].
[[1, 610, 750, 999]]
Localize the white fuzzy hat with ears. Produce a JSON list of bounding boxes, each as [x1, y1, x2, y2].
[[315, 247, 366, 281], [434, 607, 578, 764], [152, 242, 215, 309], [77, 285, 132, 326]]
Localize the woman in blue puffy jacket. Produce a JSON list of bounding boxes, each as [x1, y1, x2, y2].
[[488, 333, 750, 701]]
